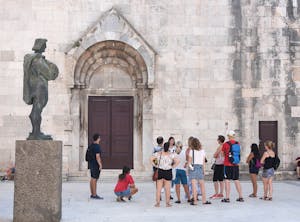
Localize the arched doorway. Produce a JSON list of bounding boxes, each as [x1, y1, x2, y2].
[[66, 8, 156, 174], [71, 40, 151, 170]]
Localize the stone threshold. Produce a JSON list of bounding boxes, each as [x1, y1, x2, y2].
[[66, 170, 297, 182]]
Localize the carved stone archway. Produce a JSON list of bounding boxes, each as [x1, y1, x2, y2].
[[66, 8, 155, 174]]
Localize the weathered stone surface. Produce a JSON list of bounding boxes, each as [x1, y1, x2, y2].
[[0, 0, 300, 177], [14, 140, 62, 222]]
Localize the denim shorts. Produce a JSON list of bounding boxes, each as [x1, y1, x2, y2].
[[188, 164, 204, 180], [262, 168, 274, 178], [174, 169, 188, 185], [115, 188, 131, 197]]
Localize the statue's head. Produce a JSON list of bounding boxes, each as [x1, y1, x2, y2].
[[32, 38, 47, 53]]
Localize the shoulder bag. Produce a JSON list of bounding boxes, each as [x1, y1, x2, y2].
[[152, 153, 162, 181]]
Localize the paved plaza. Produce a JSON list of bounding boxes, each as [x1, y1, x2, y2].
[[1, 180, 299, 222]]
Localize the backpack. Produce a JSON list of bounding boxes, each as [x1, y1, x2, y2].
[[85, 145, 94, 162], [227, 141, 241, 164], [273, 154, 280, 170]]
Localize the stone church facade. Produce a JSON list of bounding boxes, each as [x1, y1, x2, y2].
[[0, 0, 300, 178]]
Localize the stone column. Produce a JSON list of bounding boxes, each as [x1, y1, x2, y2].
[[14, 140, 62, 222]]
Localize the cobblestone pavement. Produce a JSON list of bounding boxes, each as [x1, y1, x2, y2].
[[1, 180, 299, 222]]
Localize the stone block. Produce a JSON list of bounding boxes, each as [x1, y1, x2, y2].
[[291, 106, 300, 117], [14, 140, 62, 222], [242, 88, 262, 98], [0, 50, 15, 61], [292, 67, 300, 81]]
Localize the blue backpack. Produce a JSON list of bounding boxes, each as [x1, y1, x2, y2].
[[227, 141, 241, 164]]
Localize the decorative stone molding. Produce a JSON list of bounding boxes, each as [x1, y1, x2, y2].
[[73, 41, 147, 89], [66, 8, 156, 88]]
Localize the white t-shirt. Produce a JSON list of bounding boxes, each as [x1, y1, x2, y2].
[[189, 149, 205, 165], [175, 148, 187, 170], [169, 145, 176, 153]]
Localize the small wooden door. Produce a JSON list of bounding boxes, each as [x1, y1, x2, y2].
[[259, 121, 278, 154], [88, 96, 133, 169]]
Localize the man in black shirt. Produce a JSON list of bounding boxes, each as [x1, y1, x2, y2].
[[89, 133, 103, 199]]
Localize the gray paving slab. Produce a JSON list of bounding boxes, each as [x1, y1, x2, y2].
[[0, 180, 299, 222]]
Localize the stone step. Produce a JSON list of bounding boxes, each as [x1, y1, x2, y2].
[[66, 170, 297, 182]]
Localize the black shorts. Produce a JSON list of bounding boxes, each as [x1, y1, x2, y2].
[[90, 167, 100, 179], [224, 166, 239, 180], [213, 164, 224, 182], [249, 166, 259, 175], [158, 169, 172, 181]]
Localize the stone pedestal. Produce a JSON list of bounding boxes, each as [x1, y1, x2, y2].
[[14, 140, 62, 222]]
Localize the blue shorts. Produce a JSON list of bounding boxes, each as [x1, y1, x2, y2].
[[174, 169, 188, 185], [188, 164, 204, 180], [115, 188, 131, 197], [262, 168, 274, 178]]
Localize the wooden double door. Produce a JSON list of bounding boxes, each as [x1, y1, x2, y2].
[[88, 96, 133, 169], [259, 121, 278, 154]]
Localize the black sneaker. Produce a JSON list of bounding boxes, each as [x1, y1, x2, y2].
[[91, 195, 104, 200], [170, 196, 173, 200], [175, 200, 181, 204]]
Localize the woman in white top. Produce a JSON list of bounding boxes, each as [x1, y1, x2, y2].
[[188, 137, 211, 205], [168, 136, 176, 153], [150, 142, 179, 207]]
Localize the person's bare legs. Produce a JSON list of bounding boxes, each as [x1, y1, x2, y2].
[[129, 187, 138, 197], [164, 180, 172, 207], [199, 180, 207, 203], [268, 177, 273, 199], [219, 181, 224, 195], [90, 178, 97, 196], [233, 180, 242, 198], [191, 179, 198, 204], [155, 179, 163, 207], [262, 177, 268, 198], [175, 184, 181, 201], [213, 181, 219, 195], [224, 179, 230, 199], [183, 184, 190, 201], [250, 174, 257, 196]]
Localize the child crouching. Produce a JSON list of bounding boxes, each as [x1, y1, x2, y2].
[[114, 166, 138, 202]]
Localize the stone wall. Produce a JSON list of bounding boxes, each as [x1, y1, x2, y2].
[[0, 0, 299, 175]]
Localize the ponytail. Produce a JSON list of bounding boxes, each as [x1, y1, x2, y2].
[[264, 140, 275, 150], [118, 166, 131, 180]]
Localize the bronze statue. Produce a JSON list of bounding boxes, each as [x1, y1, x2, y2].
[[23, 39, 59, 140]]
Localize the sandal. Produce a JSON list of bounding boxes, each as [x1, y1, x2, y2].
[[221, 198, 230, 203], [236, 197, 244, 202], [190, 201, 198, 205], [154, 203, 160, 207], [166, 203, 172, 207], [249, 194, 257, 198], [260, 196, 268, 200], [175, 200, 181, 204], [203, 201, 212, 205], [267, 197, 272, 201]]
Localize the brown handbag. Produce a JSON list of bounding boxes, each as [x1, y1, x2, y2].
[[152, 169, 158, 181], [152, 153, 162, 181]]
